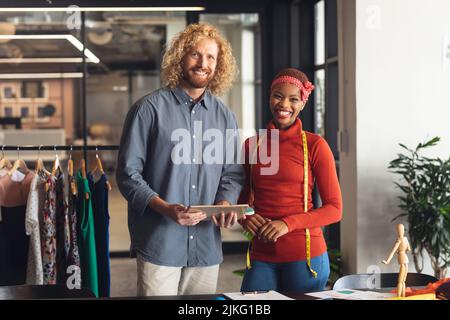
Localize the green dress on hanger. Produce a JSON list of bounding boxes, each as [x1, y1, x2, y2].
[[76, 170, 99, 297]]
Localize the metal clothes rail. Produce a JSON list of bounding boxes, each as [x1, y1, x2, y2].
[[1, 145, 119, 151], [1, 145, 120, 169]]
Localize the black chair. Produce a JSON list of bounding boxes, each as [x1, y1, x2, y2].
[[0, 285, 95, 300], [332, 273, 438, 291]]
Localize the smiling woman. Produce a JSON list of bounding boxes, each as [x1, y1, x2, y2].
[[269, 69, 314, 130], [270, 83, 304, 129], [238, 67, 342, 294]]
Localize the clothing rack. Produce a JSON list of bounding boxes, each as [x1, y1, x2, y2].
[[1, 145, 119, 169], [1, 145, 119, 151]]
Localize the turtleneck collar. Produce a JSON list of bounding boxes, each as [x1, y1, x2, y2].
[[267, 118, 303, 139]]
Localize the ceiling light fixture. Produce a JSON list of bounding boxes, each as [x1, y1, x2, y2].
[[0, 72, 83, 79], [0, 58, 94, 63], [0, 34, 100, 63], [0, 7, 205, 12]]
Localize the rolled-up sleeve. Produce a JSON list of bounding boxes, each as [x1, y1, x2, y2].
[[116, 102, 158, 216]]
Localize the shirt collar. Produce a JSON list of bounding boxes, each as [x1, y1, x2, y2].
[[172, 86, 210, 110]]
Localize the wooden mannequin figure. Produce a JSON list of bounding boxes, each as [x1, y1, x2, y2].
[[382, 223, 411, 297]]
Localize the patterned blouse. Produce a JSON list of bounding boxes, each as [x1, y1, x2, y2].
[[25, 171, 47, 285], [67, 174, 80, 270], [55, 170, 71, 284], [41, 175, 57, 284]]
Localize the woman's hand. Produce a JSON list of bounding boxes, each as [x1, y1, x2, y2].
[[242, 214, 270, 237], [258, 220, 289, 242]]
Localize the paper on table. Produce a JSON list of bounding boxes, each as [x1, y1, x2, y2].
[[305, 289, 395, 300], [224, 290, 294, 300]]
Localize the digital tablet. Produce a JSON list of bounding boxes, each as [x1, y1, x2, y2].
[[188, 204, 252, 218]]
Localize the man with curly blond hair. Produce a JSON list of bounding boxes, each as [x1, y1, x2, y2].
[[117, 23, 243, 296]]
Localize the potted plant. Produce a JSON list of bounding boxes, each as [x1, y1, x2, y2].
[[389, 137, 450, 279]]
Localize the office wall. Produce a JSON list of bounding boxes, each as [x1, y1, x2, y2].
[[340, 0, 450, 276]]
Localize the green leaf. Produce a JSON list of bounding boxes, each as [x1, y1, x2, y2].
[[232, 269, 245, 277], [421, 137, 441, 149], [399, 143, 411, 151]]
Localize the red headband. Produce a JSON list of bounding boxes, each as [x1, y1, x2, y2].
[[271, 75, 315, 103]]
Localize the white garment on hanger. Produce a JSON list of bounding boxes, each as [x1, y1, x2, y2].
[[10, 170, 26, 182], [25, 172, 47, 285]]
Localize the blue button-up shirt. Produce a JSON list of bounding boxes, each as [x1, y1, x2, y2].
[[116, 87, 244, 267]]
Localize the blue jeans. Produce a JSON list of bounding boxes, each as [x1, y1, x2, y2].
[[241, 252, 330, 293]]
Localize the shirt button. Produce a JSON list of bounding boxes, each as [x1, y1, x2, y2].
[[192, 185, 196, 189], [192, 135, 196, 139], [185, 102, 188, 105], [189, 235, 194, 240], [192, 110, 195, 114], [192, 158, 196, 163]]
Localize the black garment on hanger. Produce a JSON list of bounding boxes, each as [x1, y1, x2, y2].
[[0, 205, 29, 285], [88, 173, 111, 298], [55, 171, 70, 285]]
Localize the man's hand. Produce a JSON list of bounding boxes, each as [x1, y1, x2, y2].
[[149, 196, 207, 226], [165, 205, 207, 226], [211, 200, 238, 228], [242, 213, 271, 237], [258, 220, 289, 243]]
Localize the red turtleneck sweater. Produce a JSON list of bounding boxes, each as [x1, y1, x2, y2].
[[239, 119, 342, 262]]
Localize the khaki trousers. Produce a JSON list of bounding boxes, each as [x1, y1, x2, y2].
[[136, 256, 220, 296]]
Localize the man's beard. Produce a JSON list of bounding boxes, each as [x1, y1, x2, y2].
[[183, 68, 214, 89]]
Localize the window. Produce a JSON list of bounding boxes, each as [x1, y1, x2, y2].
[[199, 13, 261, 140], [3, 106, 14, 117], [21, 81, 44, 98], [37, 105, 46, 118], [20, 106, 30, 118], [1, 84, 17, 100], [315, 1, 326, 67], [314, 0, 340, 250], [3, 86, 15, 99], [314, 0, 338, 154], [314, 69, 326, 137]]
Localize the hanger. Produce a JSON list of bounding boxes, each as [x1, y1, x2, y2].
[[8, 146, 29, 176], [67, 145, 77, 196], [51, 145, 62, 176], [91, 146, 112, 191], [0, 145, 12, 170], [80, 158, 89, 200], [81, 158, 87, 179], [35, 145, 51, 176], [68, 145, 74, 177]]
